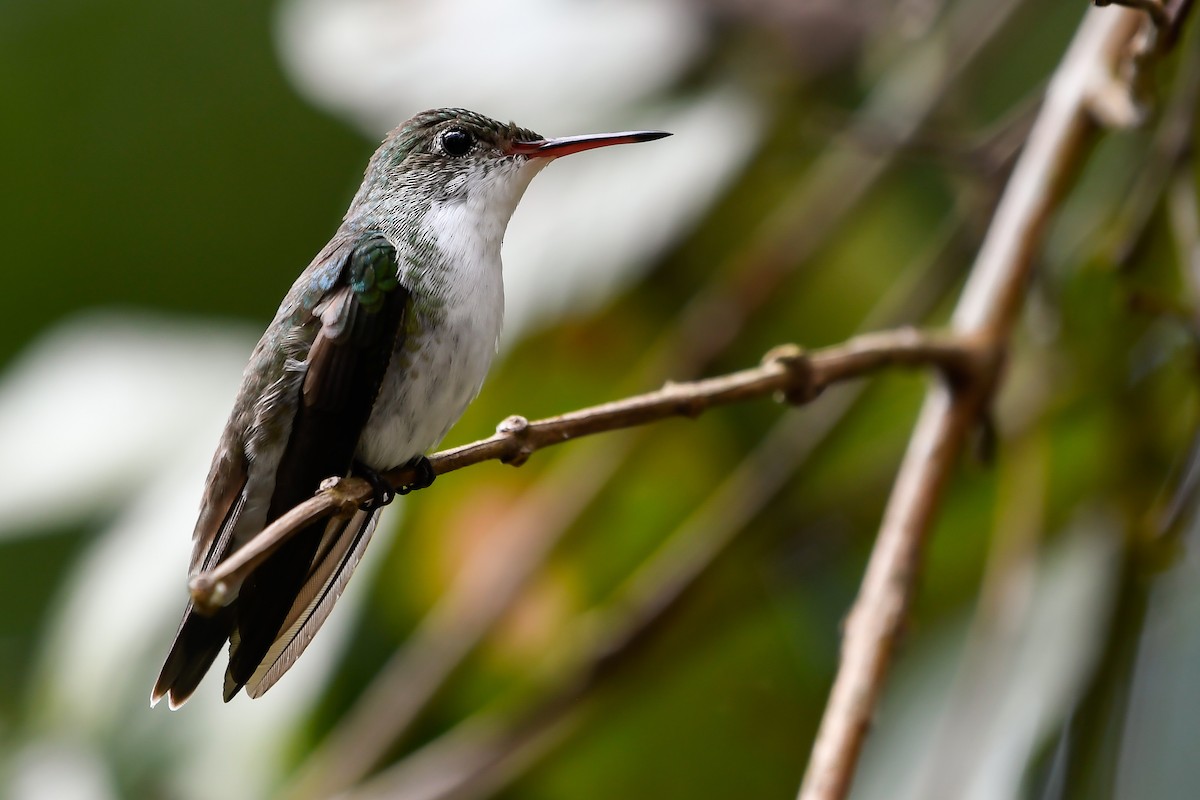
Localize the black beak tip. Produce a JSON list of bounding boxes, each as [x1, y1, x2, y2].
[[638, 131, 672, 142]]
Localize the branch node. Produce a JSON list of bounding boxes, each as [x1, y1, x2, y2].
[[497, 415, 535, 466], [321, 475, 370, 517], [763, 343, 821, 405], [951, 334, 1006, 394], [662, 379, 707, 418], [188, 573, 228, 615], [1086, 72, 1149, 129]]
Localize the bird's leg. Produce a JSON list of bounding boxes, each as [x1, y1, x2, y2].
[[396, 455, 436, 495], [352, 460, 396, 509]]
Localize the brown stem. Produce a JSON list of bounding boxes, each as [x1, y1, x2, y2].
[[189, 328, 988, 611]]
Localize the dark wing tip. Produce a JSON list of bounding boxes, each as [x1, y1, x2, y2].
[[151, 607, 233, 710], [223, 672, 244, 703], [149, 682, 192, 711]]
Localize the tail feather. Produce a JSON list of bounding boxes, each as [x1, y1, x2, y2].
[[219, 508, 380, 700], [150, 606, 234, 710], [248, 508, 379, 698]]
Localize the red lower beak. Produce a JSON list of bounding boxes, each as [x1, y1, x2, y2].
[[508, 130, 671, 158]]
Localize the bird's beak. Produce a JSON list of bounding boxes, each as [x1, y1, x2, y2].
[[508, 130, 671, 158]]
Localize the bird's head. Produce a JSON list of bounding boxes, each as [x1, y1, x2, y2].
[[348, 108, 669, 233]]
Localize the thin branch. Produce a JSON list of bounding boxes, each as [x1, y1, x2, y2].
[[189, 328, 986, 612], [798, 8, 1157, 800]]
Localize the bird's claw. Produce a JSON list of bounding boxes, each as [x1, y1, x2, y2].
[[397, 455, 436, 495], [353, 461, 396, 510], [353, 456, 435, 507]]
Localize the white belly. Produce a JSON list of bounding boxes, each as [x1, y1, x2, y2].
[[354, 219, 507, 467], [354, 303, 500, 469]]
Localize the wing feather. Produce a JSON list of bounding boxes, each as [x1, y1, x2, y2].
[[224, 232, 409, 698], [154, 230, 410, 707], [245, 507, 381, 698]]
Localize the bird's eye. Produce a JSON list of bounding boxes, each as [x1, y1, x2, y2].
[[438, 128, 475, 157]]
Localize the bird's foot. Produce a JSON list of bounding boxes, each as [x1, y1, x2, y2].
[[353, 461, 396, 510], [397, 455, 436, 495]]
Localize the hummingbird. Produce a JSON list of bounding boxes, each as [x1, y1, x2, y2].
[[151, 108, 669, 709]]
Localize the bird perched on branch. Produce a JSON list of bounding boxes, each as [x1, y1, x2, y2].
[[151, 108, 669, 709]]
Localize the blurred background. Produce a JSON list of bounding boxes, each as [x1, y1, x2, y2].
[[1, 1, 1198, 798]]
